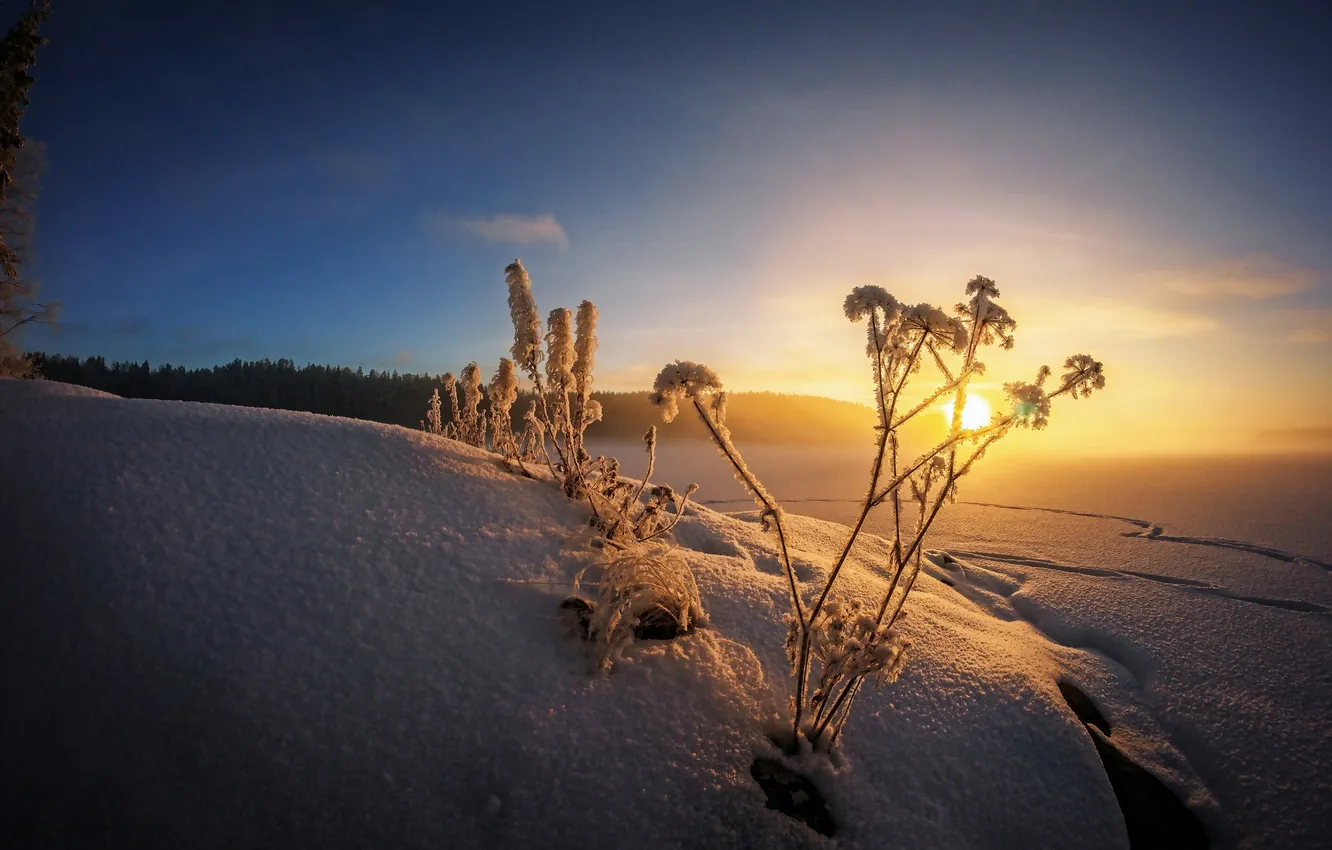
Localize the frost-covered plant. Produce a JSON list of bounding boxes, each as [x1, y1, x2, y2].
[[572, 300, 598, 461], [545, 306, 578, 487], [518, 399, 545, 463], [502, 260, 697, 540], [653, 274, 1107, 753], [505, 260, 578, 487], [575, 541, 707, 671], [584, 426, 699, 546], [507, 259, 543, 374], [425, 387, 443, 436], [500, 261, 703, 661], [441, 372, 460, 439], [456, 362, 485, 448], [803, 600, 910, 747], [488, 357, 519, 457]]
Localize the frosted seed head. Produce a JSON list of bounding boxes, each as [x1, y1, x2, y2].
[[1061, 354, 1106, 398], [488, 357, 519, 408], [582, 398, 603, 425], [505, 259, 544, 373], [1005, 378, 1051, 429], [574, 300, 599, 395], [651, 360, 723, 422], [965, 275, 1001, 300], [903, 303, 968, 351], [844, 285, 899, 322], [545, 308, 575, 387]]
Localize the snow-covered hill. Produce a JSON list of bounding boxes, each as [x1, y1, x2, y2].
[[2, 379, 1327, 848]]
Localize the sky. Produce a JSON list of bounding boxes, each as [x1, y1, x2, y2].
[[13, 0, 1332, 454]]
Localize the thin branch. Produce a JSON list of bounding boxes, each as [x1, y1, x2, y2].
[[869, 417, 1013, 507]]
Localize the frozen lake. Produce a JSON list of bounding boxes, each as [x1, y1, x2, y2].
[[590, 439, 1332, 564]]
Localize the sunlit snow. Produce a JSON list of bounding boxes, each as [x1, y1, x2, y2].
[[3, 379, 1328, 848]]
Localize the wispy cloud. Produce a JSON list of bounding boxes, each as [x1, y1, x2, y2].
[[1257, 426, 1332, 446], [444, 213, 569, 248], [1144, 256, 1319, 300], [1273, 308, 1332, 344], [1292, 330, 1332, 343], [1030, 301, 1220, 339], [374, 350, 415, 369]]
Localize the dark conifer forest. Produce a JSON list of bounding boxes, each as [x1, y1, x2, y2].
[[26, 352, 875, 444]]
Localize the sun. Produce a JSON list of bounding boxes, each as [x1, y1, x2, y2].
[[941, 392, 992, 430]]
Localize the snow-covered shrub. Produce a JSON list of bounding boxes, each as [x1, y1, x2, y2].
[[653, 275, 1107, 752], [575, 541, 707, 671]]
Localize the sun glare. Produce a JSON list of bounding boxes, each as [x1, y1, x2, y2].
[[941, 393, 992, 430]]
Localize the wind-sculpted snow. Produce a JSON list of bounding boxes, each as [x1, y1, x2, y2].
[[2, 382, 1328, 848], [919, 542, 1330, 849]]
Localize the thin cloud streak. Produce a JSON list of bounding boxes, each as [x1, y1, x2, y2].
[[1144, 256, 1319, 300], [460, 213, 569, 248]]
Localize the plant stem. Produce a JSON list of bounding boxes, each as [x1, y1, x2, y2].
[[689, 396, 807, 746], [809, 677, 858, 745]]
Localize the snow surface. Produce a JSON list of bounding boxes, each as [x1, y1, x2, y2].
[[3, 381, 1329, 848]]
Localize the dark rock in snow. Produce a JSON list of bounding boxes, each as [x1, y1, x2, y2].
[[750, 757, 836, 838]]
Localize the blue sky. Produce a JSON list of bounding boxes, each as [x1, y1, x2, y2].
[[15, 0, 1332, 451]]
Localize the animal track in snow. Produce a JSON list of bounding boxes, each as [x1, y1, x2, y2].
[[708, 496, 1332, 571], [944, 547, 1331, 615], [960, 500, 1332, 572]]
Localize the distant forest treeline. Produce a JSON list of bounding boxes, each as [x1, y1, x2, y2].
[[26, 353, 877, 444]]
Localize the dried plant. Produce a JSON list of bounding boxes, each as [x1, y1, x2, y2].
[[584, 426, 699, 546], [441, 372, 459, 439], [424, 387, 443, 436], [575, 541, 707, 671], [502, 259, 698, 546], [488, 357, 519, 457], [456, 362, 485, 448], [572, 300, 599, 463], [652, 275, 1107, 752]]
